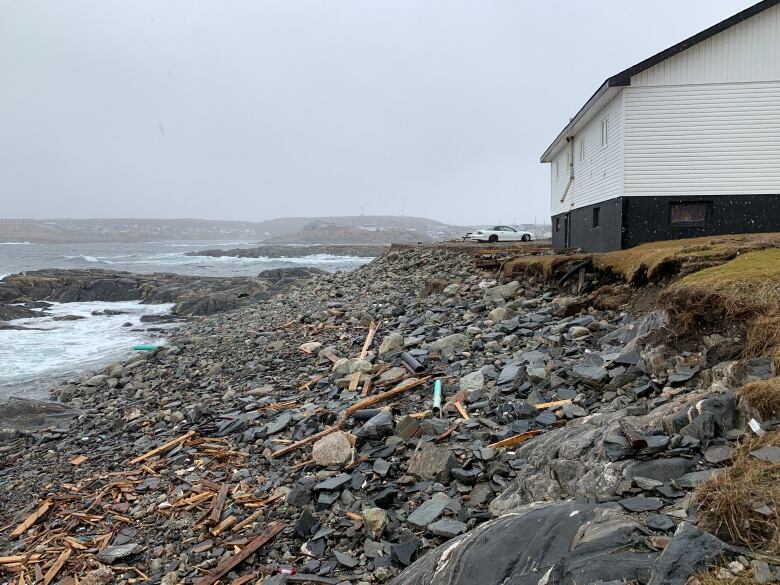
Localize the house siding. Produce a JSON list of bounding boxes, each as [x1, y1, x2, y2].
[[550, 92, 624, 217], [631, 3, 780, 86], [624, 81, 780, 197]]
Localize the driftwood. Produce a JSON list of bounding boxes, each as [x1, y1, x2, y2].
[[533, 399, 572, 410], [271, 423, 344, 459], [129, 430, 196, 464], [346, 376, 431, 416], [487, 430, 544, 449], [194, 521, 285, 585], [11, 500, 53, 537]]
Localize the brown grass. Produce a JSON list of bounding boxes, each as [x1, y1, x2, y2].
[[502, 253, 590, 280], [739, 377, 780, 421], [690, 569, 762, 585], [695, 431, 780, 553], [595, 232, 780, 284]]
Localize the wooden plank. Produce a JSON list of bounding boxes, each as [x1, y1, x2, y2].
[[11, 500, 52, 537], [210, 515, 237, 536], [487, 430, 544, 449], [454, 401, 470, 420], [42, 547, 71, 585], [359, 322, 379, 359], [194, 522, 285, 585], [227, 575, 255, 585], [320, 349, 340, 364], [209, 483, 230, 525], [271, 423, 344, 459], [533, 399, 572, 410], [233, 510, 262, 532], [0, 555, 43, 564], [348, 372, 361, 391], [361, 377, 373, 398], [129, 431, 195, 464], [346, 376, 431, 416], [68, 455, 88, 466]]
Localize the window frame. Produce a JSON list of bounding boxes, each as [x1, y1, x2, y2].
[[669, 202, 709, 226], [579, 139, 585, 161], [592, 207, 600, 229], [600, 117, 609, 148]]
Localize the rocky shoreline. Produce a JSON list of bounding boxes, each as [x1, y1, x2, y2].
[[0, 245, 777, 584], [185, 244, 388, 260]]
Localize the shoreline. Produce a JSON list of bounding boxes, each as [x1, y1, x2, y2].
[[1, 242, 777, 583]]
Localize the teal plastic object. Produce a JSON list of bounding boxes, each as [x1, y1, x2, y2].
[[433, 379, 442, 412], [132, 344, 159, 351]]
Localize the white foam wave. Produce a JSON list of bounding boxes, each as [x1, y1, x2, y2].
[[0, 241, 33, 245], [0, 300, 176, 400]]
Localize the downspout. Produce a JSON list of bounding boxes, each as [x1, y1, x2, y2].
[[559, 136, 575, 202]]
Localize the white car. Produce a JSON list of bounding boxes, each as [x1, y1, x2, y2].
[[464, 225, 533, 243]]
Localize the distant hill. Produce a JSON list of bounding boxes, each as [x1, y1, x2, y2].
[[264, 224, 432, 245], [0, 216, 465, 243]]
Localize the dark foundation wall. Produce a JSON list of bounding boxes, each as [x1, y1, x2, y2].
[[552, 194, 780, 251], [551, 198, 623, 252], [621, 194, 780, 249]]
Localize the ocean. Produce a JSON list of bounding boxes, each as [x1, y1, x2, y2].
[[0, 240, 374, 400]]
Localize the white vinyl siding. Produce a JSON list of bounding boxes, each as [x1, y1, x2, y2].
[[631, 3, 780, 86], [624, 81, 780, 197], [550, 92, 624, 216]]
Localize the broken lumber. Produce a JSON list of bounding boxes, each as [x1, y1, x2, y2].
[[533, 399, 572, 410], [209, 483, 230, 526], [348, 372, 361, 391], [42, 547, 71, 585], [361, 377, 373, 397], [271, 423, 344, 459], [454, 401, 470, 420], [11, 500, 52, 537], [346, 376, 431, 416], [129, 430, 195, 464], [359, 322, 379, 359], [194, 522, 285, 585], [618, 417, 648, 449], [488, 430, 544, 449]]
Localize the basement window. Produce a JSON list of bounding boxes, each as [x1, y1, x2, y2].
[[592, 207, 600, 228], [555, 217, 560, 232], [670, 202, 708, 225]]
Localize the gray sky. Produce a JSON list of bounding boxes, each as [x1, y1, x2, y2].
[[0, 0, 757, 225]]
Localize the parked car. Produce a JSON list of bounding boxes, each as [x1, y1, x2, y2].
[[464, 225, 533, 243]]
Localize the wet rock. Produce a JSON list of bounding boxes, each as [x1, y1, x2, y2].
[[407, 442, 456, 482], [424, 334, 469, 358], [427, 518, 466, 538], [484, 281, 520, 303], [379, 333, 405, 355], [407, 492, 450, 529], [619, 496, 664, 512], [647, 523, 730, 585], [96, 543, 142, 564], [391, 537, 420, 567]]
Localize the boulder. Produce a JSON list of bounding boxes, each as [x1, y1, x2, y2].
[[484, 281, 520, 303], [312, 431, 353, 467], [379, 332, 405, 355]]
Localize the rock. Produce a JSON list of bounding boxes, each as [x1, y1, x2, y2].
[[497, 364, 522, 386], [265, 411, 293, 435], [573, 365, 608, 387], [619, 496, 664, 512], [379, 332, 405, 355], [443, 283, 460, 296], [646, 515, 676, 532], [395, 416, 421, 440], [488, 307, 507, 321], [407, 492, 450, 529], [424, 333, 469, 358], [355, 410, 394, 439], [427, 518, 467, 538], [627, 458, 695, 483], [750, 445, 780, 464], [648, 523, 730, 585], [379, 366, 407, 386], [80, 566, 114, 585], [484, 281, 520, 303], [333, 358, 373, 375], [704, 445, 734, 464], [391, 537, 421, 566], [751, 560, 773, 584], [334, 550, 359, 568], [86, 375, 108, 387], [459, 371, 484, 393], [362, 507, 388, 538], [407, 442, 456, 482], [96, 543, 143, 564], [311, 431, 352, 467], [569, 325, 590, 339]]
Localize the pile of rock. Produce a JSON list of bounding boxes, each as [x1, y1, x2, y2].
[[0, 246, 777, 584]]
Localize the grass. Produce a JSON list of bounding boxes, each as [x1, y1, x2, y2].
[[691, 569, 763, 585], [739, 377, 780, 421], [594, 232, 780, 284], [501, 253, 590, 280], [661, 249, 780, 358], [695, 431, 780, 554]]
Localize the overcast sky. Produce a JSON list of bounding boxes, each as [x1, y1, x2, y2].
[[0, 0, 758, 225]]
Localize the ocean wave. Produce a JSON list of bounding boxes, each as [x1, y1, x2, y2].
[[0, 241, 33, 245], [65, 255, 99, 262]]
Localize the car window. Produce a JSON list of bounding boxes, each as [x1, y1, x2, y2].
[[503, 226, 516, 232], [490, 226, 501, 231]]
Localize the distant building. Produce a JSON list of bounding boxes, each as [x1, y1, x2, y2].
[[541, 0, 780, 251]]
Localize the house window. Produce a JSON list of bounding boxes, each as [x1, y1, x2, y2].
[[579, 139, 585, 161], [601, 117, 609, 147], [592, 207, 600, 228], [670, 202, 708, 225], [555, 217, 560, 232]]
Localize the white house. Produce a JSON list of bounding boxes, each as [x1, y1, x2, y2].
[[541, 0, 780, 251]]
